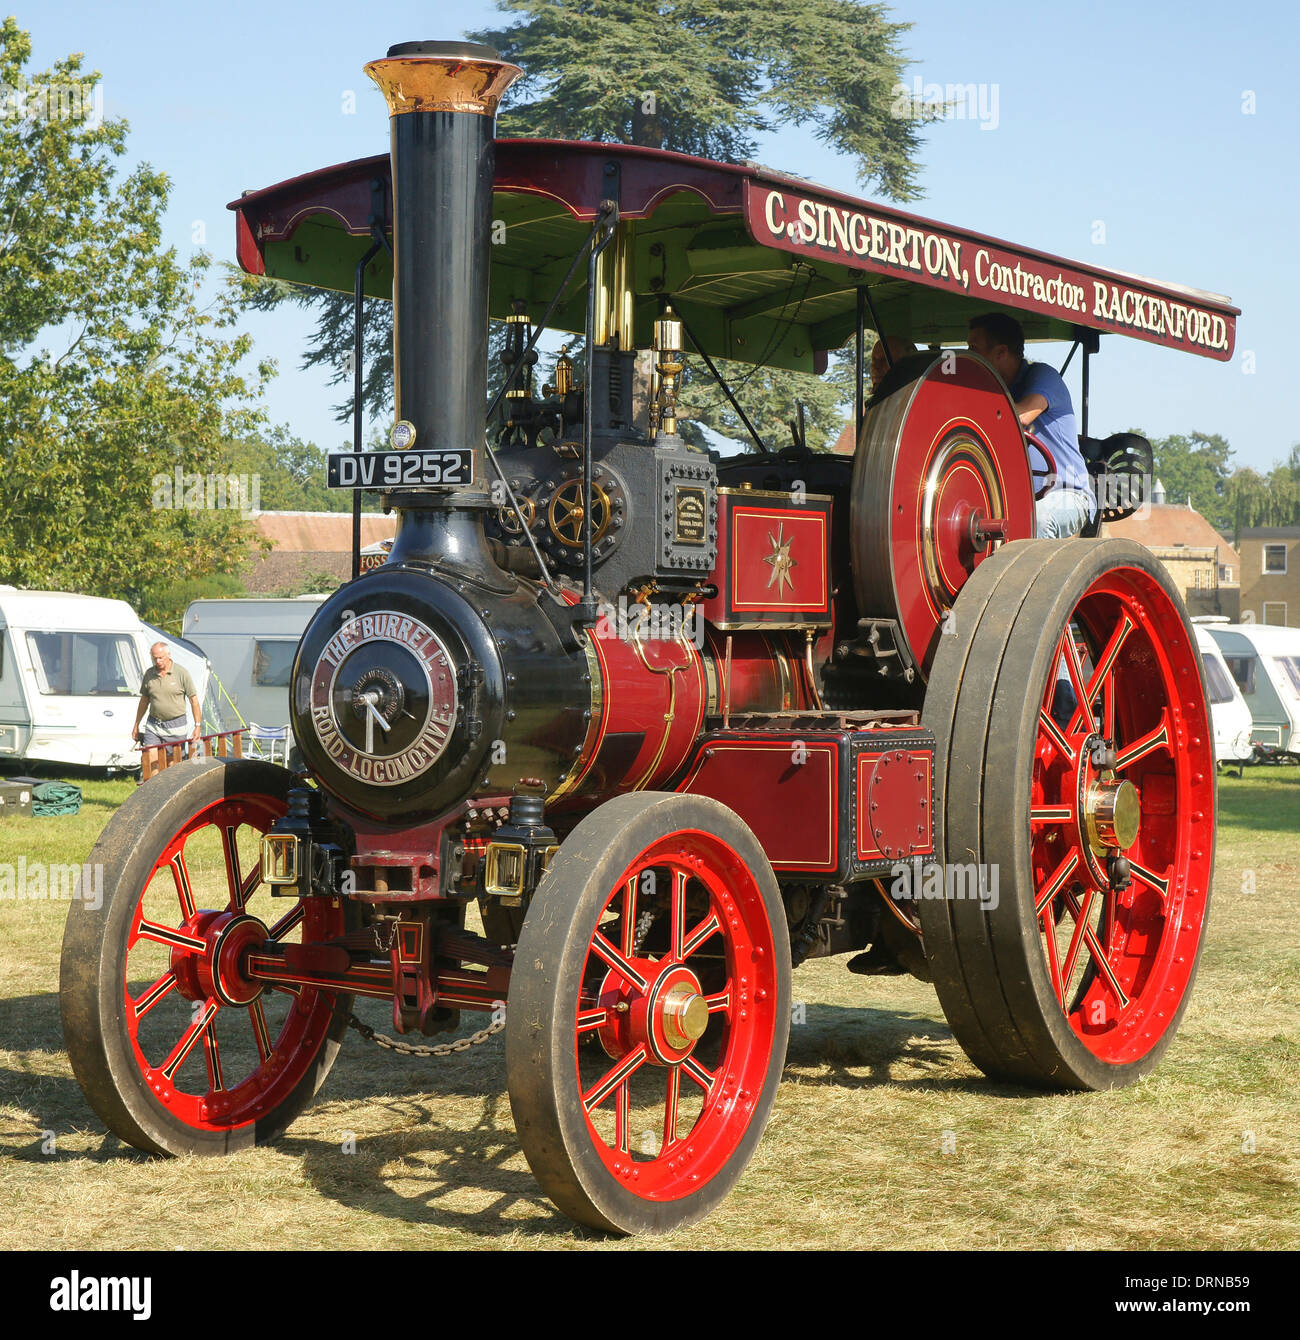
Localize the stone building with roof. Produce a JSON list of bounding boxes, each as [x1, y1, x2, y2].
[[1099, 502, 1240, 617], [1236, 526, 1300, 627]]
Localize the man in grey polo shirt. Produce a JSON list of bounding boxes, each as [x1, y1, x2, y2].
[[133, 642, 202, 773]]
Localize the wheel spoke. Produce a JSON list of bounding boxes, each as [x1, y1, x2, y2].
[[239, 860, 262, 906], [682, 909, 722, 959], [705, 983, 732, 1017], [590, 932, 649, 992], [160, 1000, 218, 1081], [1060, 884, 1098, 989], [1030, 805, 1074, 824], [614, 1078, 630, 1154], [1062, 889, 1132, 1010], [248, 998, 273, 1061], [1128, 859, 1171, 900], [576, 1007, 609, 1033], [620, 874, 637, 958], [663, 1065, 681, 1147], [583, 1044, 648, 1113], [170, 853, 196, 919], [1115, 717, 1172, 771], [268, 902, 305, 942], [1040, 908, 1066, 1007], [1038, 709, 1077, 763], [670, 868, 687, 960], [1102, 669, 1116, 742], [137, 919, 206, 953], [1034, 848, 1081, 918], [203, 1027, 225, 1093], [1071, 613, 1134, 735], [222, 825, 245, 910], [1060, 627, 1090, 722], [681, 1054, 717, 1097], [132, 970, 178, 1020]]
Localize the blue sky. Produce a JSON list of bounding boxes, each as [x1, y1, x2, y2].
[[21, 0, 1299, 473]]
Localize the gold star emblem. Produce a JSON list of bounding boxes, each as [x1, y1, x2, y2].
[[764, 523, 797, 596]]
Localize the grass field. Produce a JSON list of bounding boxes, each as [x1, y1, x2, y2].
[[1, 766, 1296, 1250]]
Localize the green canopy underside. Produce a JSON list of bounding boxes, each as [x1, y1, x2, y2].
[[260, 191, 1083, 373]]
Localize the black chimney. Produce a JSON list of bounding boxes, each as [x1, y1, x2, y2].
[[365, 41, 521, 499]]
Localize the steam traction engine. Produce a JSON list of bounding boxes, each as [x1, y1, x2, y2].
[[61, 41, 1232, 1234]]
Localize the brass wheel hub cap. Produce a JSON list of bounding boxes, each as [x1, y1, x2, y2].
[[1085, 773, 1141, 853], [660, 984, 709, 1050]]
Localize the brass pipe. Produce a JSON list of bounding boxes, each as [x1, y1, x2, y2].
[[593, 221, 635, 349]]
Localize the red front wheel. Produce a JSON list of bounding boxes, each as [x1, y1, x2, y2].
[[922, 539, 1215, 1089], [61, 760, 351, 1154], [506, 792, 791, 1233]]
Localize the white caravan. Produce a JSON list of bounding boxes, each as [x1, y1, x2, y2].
[[0, 588, 209, 770], [182, 596, 327, 735], [1203, 622, 1300, 757], [1192, 621, 1254, 765]]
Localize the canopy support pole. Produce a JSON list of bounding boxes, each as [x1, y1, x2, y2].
[[855, 287, 866, 438], [1081, 345, 1091, 439], [351, 224, 386, 581], [860, 281, 892, 373], [1068, 325, 1100, 441], [576, 203, 619, 625]]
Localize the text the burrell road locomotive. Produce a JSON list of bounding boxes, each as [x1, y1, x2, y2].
[[60, 40, 1235, 1235]]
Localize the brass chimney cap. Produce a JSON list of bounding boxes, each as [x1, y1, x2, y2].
[[365, 40, 522, 117]]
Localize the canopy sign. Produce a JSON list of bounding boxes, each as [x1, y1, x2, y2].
[[745, 182, 1236, 361]]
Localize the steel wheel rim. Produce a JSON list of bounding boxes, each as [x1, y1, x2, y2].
[[122, 793, 345, 1131], [572, 828, 778, 1201], [1028, 567, 1213, 1064]]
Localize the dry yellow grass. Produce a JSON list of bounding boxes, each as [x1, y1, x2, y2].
[[1, 767, 1296, 1250]]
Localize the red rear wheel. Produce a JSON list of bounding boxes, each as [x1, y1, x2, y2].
[[506, 792, 791, 1233], [921, 539, 1214, 1088], [61, 760, 351, 1154]]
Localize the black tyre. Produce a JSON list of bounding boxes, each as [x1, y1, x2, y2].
[[921, 539, 1215, 1090]]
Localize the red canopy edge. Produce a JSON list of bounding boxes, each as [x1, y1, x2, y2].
[[229, 139, 1238, 362]]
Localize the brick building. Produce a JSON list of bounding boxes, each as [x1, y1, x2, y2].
[[1236, 527, 1300, 627], [243, 511, 398, 593]]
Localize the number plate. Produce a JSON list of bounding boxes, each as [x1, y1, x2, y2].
[[326, 449, 474, 490]]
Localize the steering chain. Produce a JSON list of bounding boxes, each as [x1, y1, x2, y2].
[[347, 1010, 504, 1058]]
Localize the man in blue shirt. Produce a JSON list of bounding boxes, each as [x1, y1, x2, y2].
[[967, 313, 1095, 538]]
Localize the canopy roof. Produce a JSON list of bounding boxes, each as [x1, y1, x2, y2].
[[230, 140, 1238, 373]]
